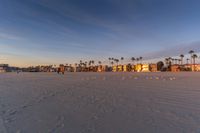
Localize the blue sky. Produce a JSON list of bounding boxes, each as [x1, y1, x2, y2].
[[0, 0, 200, 66]]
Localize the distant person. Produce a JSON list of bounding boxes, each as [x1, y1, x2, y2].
[[57, 67, 65, 75], [57, 68, 61, 74]]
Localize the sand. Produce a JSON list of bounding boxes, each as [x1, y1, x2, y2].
[[0, 72, 200, 133]]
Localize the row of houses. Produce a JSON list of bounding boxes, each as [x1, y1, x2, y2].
[[1, 63, 200, 73], [0, 64, 19, 72], [170, 64, 200, 72], [111, 64, 157, 72], [22, 63, 200, 73], [59, 64, 158, 72]]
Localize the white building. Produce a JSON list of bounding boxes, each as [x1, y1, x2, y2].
[[0, 64, 9, 72]]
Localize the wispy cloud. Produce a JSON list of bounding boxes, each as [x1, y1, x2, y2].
[[143, 41, 200, 60], [0, 55, 7, 61], [0, 32, 23, 40]]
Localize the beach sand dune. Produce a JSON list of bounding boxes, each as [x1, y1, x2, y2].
[[0, 72, 200, 133]]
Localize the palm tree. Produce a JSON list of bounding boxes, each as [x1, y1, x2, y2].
[[192, 54, 198, 71], [180, 54, 184, 65], [88, 61, 92, 67], [111, 61, 114, 67], [139, 57, 143, 64], [91, 60, 95, 66], [108, 58, 111, 65], [178, 59, 181, 65], [85, 61, 87, 67], [189, 50, 194, 64], [165, 58, 169, 65], [171, 58, 175, 65], [98, 61, 102, 65], [121, 57, 124, 65], [186, 58, 190, 64], [136, 58, 140, 64], [131, 57, 135, 64], [115, 59, 119, 66], [175, 59, 178, 64]]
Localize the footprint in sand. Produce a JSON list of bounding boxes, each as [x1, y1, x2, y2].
[[8, 110, 17, 116], [121, 77, 125, 80]]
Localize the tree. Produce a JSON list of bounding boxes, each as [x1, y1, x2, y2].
[[180, 54, 184, 65], [171, 58, 175, 65], [165, 58, 169, 65], [175, 59, 178, 64], [111, 61, 114, 66], [98, 61, 102, 65], [157, 61, 164, 71], [178, 59, 181, 65], [108, 58, 111, 66], [115, 59, 119, 66], [189, 50, 194, 64], [131, 57, 135, 64], [121, 57, 124, 65], [139, 57, 143, 64], [136, 58, 140, 64], [186, 58, 190, 64], [91, 60, 95, 65], [192, 54, 198, 71]]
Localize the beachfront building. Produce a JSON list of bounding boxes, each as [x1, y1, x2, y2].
[[112, 65, 128, 72], [123, 65, 128, 72], [112, 65, 117, 72], [149, 64, 157, 72], [0, 64, 9, 72], [117, 65, 123, 72], [141, 64, 150, 72], [135, 64, 142, 72], [97, 65, 109, 72], [185, 64, 200, 71], [171, 65, 181, 72], [195, 64, 200, 71]]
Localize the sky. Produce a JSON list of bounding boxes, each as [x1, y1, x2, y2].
[[0, 0, 200, 67]]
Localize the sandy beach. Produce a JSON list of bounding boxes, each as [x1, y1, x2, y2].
[[0, 72, 200, 133]]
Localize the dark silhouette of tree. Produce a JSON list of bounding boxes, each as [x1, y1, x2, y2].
[[108, 58, 111, 65], [180, 54, 184, 65], [192, 54, 198, 71], [136, 58, 140, 64], [121, 57, 124, 65], [131, 57, 135, 64], [186, 58, 190, 64], [165, 58, 169, 65], [189, 50, 194, 64], [175, 59, 178, 64], [111, 61, 114, 66], [114, 59, 119, 66], [171, 58, 175, 65], [98, 61, 102, 65], [178, 59, 181, 65], [157, 61, 164, 71], [139, 57, 143, 63]]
